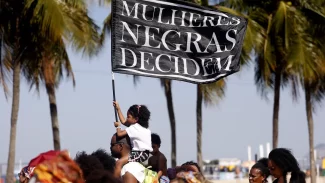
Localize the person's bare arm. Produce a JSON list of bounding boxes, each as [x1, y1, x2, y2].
[[122, 172, 138, 183], [116, 128, 127, 137], [159, 156, 168, 176], [148, 156, 153, 167], [117, 108, 127, 125], [114, 156, 129, 179], [113, 101, 127, 125]]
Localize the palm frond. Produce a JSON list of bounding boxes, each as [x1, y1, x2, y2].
[[221, 0, 247, 12], [218, 6, 264, 65], [25, 0, 100, 57], [270, 1, 290, 53], [0, 42, 13, 98], [289, 74, 300, 102], [254, 13, 276, 96], [67, 10, 100, 57], [99, 13, 112, 46], [200, 79, 226, 106], [97, 0, 112, 6], [133, 75, 140, 87], [25, 0, 69, 42], [21, 31, 75, 93]]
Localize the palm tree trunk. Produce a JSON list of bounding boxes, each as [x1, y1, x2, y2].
[[6, 60, 21, 183], [272, 67, 281, 149], [46, 84, 61, 150], [163, 79, 177, 167], [196, 84, 203, 170], [305, 85, 316, 183]]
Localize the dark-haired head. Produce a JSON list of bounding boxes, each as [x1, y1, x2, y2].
[[110, 133, 131, 159], [74, 151, 104, 179], [249, 158, 270, 183], [91, 149, 116, 173], [151, 133, 161, 146], [127, 105, 150, 128], [268, 148, 305, 183], [151, 133, 161, 154], [181, 161, 201, 173]]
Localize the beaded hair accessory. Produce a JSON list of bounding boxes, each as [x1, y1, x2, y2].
[[137, 105, 141, 114]]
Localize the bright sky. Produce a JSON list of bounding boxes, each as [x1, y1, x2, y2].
[[1, 4, 325, 168]]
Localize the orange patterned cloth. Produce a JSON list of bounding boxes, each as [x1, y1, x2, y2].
[[32, 151, 84, 183]]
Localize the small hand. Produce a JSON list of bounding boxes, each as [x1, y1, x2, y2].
[[157, 171, 163, 179], [114, 122, 120, 127], [113, 101, 120, 110]]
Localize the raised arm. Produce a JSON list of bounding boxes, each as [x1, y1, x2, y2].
[[113, 101, 127, 125], [116, 127, 127, 137], [114, 122, 128, 137]]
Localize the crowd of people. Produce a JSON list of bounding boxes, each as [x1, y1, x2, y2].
[[15, 102, 307, 183]]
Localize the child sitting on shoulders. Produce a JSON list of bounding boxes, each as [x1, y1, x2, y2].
[[113, 101, 153, 178]]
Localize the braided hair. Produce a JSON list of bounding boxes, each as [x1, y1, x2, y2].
[[251, 158, 270, 182]]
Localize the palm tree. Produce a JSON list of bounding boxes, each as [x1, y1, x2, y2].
[[295, 40, 325, 183], [22, 37, 76, 151], [294, 9, 325, 181], [194, 0, 259, 169], [302, 77, 325, 183], [0, 3, 33, 183], [221, 1, 325, 182], [23, 0, 99, 150], [1, 1, 99, 182], [221, 0, 288, 150], [160, 79, 177, 167], [222, 0, 319, 150], [196, 80, 226, 169]]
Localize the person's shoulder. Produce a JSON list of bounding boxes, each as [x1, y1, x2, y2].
[[125, 124, 138, 133], [133, 124, 151, 132], [121, 162, 146, 182], [159, 153, 167, 161]]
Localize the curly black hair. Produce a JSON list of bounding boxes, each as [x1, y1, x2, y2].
[[128, 104, 150, 128], [151, 133, 161, 146], [91, 149, 116, 173], [86, 170, 121, 183], [74, 151, 104, 179], [252, 158, 270, 181], [269, 148, 306, 183], [181, 161, 201, 173]]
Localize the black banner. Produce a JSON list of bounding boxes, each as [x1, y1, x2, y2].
[[111, 0, 247, 84]]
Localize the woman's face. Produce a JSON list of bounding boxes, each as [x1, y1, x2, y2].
[[249, 168, 265, 183], [18, 171, 28, 183], [268, 160, 282, 178]]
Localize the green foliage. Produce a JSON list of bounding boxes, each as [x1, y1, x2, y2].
[[0, 0, 100, 94], [25, 0, 100, 56], [222, 0, 325, 103]]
